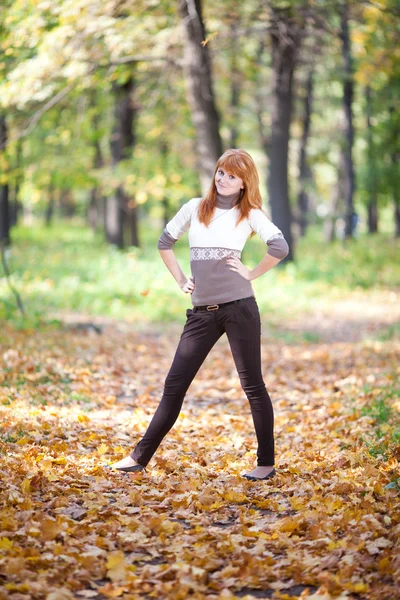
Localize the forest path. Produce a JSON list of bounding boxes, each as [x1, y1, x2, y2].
[[2, 288, 399, 599]]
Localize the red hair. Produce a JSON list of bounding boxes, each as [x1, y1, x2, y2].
[[198, 149, 269, 235]]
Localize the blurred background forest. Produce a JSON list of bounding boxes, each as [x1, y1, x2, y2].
[[0, 0, 399, 326]]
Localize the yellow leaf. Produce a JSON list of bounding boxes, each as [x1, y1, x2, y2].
[[37, 458, 53, 472], [21, 478, 31, 494], [0, 537, 13, 550], [378, 557, 391, 573], [78, 414, 90, 423], [106, 551, 127, 582], [223, 490, 247, 503], [5, 584, 30, 592], [16, 436, 29, 445], [373, 482, 385, 495], [278, 517, 300, 533], [40, 517, 63, 541], [349, 582, 369, 593], [97, 443, 109, 455], [160, 520, 178, 534], [289, 496, 305, 510]]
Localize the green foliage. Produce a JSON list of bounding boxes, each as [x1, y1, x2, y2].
[[1, 0, 400, 249]]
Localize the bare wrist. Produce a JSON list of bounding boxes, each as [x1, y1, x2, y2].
[[178, 277, 187, 288]]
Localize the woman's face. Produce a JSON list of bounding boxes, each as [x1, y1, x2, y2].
[[215, 166, 244, 196]]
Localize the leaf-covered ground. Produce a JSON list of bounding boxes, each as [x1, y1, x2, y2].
[[1, 291, 399, 600]]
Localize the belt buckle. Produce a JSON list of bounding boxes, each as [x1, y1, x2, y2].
[[206, 304, 219, 311]]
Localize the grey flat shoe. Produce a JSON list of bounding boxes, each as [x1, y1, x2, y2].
[[242, 468, 276, 481], [104, 463, 146, 473]]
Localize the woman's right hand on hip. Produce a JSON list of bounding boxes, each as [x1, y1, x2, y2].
[[181, 276, 195, 294]]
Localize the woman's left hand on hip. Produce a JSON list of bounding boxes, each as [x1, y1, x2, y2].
[[226, 257, 251, 280]]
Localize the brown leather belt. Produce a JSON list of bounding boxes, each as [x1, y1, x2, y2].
[[194, 296, 254, 312]]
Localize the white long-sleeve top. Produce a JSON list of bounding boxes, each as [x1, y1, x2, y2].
[[158, 194, 289, 306]]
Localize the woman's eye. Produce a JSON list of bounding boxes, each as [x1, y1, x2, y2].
[[229, 175, 235, 180]]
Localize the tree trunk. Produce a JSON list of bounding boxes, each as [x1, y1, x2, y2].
[[106, 77, 138, 248], [127, 200, 139, 247], [230, 20, 240, 148], [106, 191, 124, 248], [10, 137, 23, 227], [45, 184, 56, 226], [388, 102, 400, 237], [340, 0, 356, 238], [9, 197, 18, 228], [255, 41, 270, 155], [88, 104, 105, 231], [393, 150, 400, 237], [366, 86, 378, 233], [88, 188, 98, 230], [267, 8, 300, 262], [325, 151, 346, 242], [0, 116, 10, 246], [160, 140, 170, 228], [59, 188, 75, 217], [297, 68, 314, 237], [395, 203, 400, 238], [178, 0, 223, 194]]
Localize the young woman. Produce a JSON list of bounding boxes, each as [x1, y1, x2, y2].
[[106, 149, 289, 480]]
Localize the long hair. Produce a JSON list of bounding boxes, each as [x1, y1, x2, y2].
[[198, 149, 269, 235]]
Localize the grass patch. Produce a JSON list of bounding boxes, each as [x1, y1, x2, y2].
[[358, 384, 400, 463], [374, 322, 400, 341]]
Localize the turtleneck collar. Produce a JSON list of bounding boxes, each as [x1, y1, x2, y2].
[[216, 190, 241, 209]]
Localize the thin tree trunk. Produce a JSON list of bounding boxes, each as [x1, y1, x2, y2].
[[267, 8, 300, 262], [178, 0, 223, 194], [9, 194, 18, 228], [45, 184, 56, 226], [160, 140, 170, 227], [125, 86, 139, 248], [365, 86, 378, 233], [255, 41, 270, 155], [340, 0, 356, 238], [106, 76, 138, 248], [230, 20, 240, 148], [128, 203, 139, 247], [88, 103, 105, 231], [392, 150, 400, 237], [10, 137, 23, 227], [297, 68, 314, 237], [0, 116, 10, 246], [325, 152, 346, 242], [59, 188, 75, 217], [388, 103, 400, 237], [106, 186, 124, 248], [395, 203, 400, 238]]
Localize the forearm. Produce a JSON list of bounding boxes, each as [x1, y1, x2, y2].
[[159, 249, 188, 287], [249, 253, 281, 281]]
